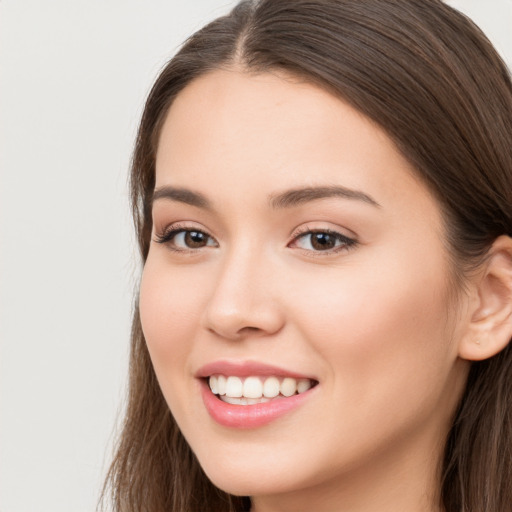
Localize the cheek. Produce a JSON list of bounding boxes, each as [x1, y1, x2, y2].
[[290, 243, 456, 406], [139, 257, 207, 386]]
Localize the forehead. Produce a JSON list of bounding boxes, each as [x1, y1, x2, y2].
[[155, 68, 438, 220]]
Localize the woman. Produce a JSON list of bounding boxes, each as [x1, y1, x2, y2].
[[102, 1, 512, 510]]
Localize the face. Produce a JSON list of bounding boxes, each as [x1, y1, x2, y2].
[[140, 69, 470, 505]]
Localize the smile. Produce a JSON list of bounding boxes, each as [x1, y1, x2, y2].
[[197, 362, 319, 428], [209, 375, 315, 405]]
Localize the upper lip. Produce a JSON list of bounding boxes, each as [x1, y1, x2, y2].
[[196, 360, 317, 380]]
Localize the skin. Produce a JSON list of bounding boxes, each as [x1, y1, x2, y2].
[[139, 69, 474, 512]]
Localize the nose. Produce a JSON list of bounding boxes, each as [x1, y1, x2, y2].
[[201, 247, 285, 341]]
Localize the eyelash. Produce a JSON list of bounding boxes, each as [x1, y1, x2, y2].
[[153, 224, 358, 255], [289, 226, 358, 254], [153, 223, 216, 253]]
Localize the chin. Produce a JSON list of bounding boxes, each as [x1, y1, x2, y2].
[[205, 471, 294, 498], [196, 450, 307, 497]]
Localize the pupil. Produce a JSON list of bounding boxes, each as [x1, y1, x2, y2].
[[185, 231, 207, 248], [312, 233, 335, 250]]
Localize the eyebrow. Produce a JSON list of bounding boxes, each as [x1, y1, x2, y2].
[[152, 186, 212, 209], [152, 184, 380, 210], [269, 185, 381, 209]]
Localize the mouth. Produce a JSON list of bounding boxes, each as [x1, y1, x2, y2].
[[197, 362, 319, 428], [208, 374, 317, 405]]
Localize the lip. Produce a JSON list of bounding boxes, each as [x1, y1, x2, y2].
[[196, 360, 318, 429], [200, 380, 316, 428], [196, 360, 316, 380]]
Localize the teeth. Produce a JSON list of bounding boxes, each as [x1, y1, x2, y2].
[[297, 378, 312, 393], [209, 375, 218, 394], [217, 375, 227, 395], [243, 376, 263, 398], [280, 377, 296, 397], [208, 375, 315, 400], [221, 396, 272, 405], [263, 376, 280, 398], [225, 376, 243, 397]]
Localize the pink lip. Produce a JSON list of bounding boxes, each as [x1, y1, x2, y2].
[[196, 360, 318, 429], [196, 360, 315, 379], [200, 380, 316, 429]]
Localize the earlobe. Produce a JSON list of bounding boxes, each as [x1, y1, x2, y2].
[[458, 235, 512, 362]]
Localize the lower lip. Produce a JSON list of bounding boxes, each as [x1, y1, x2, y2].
[[200, 380, 315, 429]]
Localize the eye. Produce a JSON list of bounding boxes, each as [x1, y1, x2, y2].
[[154, 226, 218, 251], [290, 229, 356, 253]]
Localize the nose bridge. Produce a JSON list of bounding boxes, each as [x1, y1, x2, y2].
[[202, 238, 283, 340]]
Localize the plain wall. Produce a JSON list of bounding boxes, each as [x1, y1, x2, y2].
[[1, 1, 510, 511]]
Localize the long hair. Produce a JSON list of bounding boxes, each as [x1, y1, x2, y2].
[[101, 1, 512, 510]]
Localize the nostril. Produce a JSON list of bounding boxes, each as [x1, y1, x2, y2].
[[241, 326, 261, 333]]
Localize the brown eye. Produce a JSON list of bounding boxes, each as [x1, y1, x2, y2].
[[310, 233, 337, 250], [184, 231, 209, 248], [154, 228, 218, 250], [291, 230, 356, 253]]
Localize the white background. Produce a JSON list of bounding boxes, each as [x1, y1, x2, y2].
[[1, 1, 510, 511]]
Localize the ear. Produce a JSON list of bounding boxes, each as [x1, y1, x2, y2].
[[458, 235, 512, 361]]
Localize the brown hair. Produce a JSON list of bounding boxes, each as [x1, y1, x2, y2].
[[101, 1, 512, 510]]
